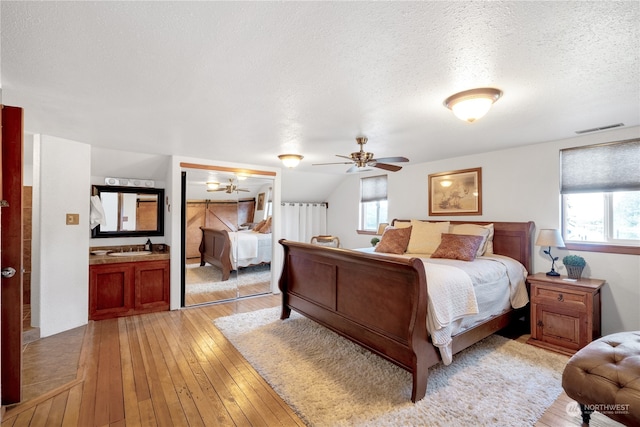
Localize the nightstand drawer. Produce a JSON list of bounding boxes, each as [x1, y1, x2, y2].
[[532, 286, 587, 309]]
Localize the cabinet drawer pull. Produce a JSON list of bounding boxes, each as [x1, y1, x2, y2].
[[557, 293, 564, 302]]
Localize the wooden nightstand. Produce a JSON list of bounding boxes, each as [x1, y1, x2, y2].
[[527, 273, 605, 356]]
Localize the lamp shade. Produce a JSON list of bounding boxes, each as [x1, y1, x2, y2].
[[535, 229, 565, 247], [278, 154, 303, 168], [444, 88, 502, 123]]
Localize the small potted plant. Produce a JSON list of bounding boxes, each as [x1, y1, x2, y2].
[[370, 237, 380, 247], [562, 255, 586, 279]]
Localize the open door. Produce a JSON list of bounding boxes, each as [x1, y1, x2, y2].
[[1, 105, 24, 405]]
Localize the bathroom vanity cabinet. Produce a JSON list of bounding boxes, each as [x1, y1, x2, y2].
[[89, 259, 170, 320]]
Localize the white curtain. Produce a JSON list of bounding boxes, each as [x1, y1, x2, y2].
[[281, 202, 327, 243]]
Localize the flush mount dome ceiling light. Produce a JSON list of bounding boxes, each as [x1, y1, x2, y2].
[[278, 154, 304, 168], [444, 88, 503, 123]]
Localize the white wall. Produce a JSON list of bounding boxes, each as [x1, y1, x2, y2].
[[33, 135, 91, 337], [326, 126, 640, 334]]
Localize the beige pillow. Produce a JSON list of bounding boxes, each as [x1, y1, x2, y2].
[[406, 220, 450, 254], [253, 219, 267, 233], [259, 217, 272, 234], [482, 224, 495, 254], [393, 220, 412, 229], [431, 233, 485, 262], [450, 223, 492, 257], [375, 226, 412, 254]]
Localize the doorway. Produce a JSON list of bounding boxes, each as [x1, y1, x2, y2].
[[181, 166, 275, 306]]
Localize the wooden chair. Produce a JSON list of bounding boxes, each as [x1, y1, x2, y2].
[[310, 235, 340, 248]]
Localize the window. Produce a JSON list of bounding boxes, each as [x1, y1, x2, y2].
[[360, 175, 388, 232], [561, 139, 640, 253]]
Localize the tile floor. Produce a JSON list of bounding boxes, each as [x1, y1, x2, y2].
[[20, 305, 85, 402]]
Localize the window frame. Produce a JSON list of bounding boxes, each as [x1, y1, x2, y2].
[[560, 139, 640, 255], [358, 175, 388, 234]]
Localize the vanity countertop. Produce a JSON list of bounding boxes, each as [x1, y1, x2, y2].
[[89, 245, 170, 265]]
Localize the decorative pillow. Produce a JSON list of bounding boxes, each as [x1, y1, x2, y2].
[[406, 220, 450, 254], [450, 223, 492, 257], [375, 226, 412, 254], [431, 233, 485, 261], [259, 217, 272, 234], [393, 220, 412, 229], [484, 223, 495, 254], [252, 219, 267, 233]]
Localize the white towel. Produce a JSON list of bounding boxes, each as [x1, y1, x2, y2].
[[90, 195, 107, 230]]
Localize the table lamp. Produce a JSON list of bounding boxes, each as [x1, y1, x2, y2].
[[535, 229, 565, 276]]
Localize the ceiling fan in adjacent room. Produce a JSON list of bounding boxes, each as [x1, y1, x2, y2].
[[207, 178, 250, 194], [312, 136, 409, 173]]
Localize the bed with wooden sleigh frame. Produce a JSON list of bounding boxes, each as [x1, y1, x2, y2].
[[278, 220, 534, 402], [199, 227, 272, 281]]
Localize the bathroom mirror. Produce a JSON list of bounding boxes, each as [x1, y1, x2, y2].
[[91, 185, 165, 238]]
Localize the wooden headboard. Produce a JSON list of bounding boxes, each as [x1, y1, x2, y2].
[[392, 220, 535, 273]]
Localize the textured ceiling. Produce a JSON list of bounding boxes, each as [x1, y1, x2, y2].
[[2, 1, 639, 175]]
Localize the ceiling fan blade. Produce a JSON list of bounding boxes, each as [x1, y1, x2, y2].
[[312, 161, 354, 166], [372, 156, 409, 163], [346, 165, 360, 173], [346, 165, 373, 173], [237, 189, 250, 192], [373, 162, 403, 172]]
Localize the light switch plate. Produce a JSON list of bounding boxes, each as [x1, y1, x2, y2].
[[66, 213, 79, 225]]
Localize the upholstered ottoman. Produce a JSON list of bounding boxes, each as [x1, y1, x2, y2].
[[562, 331, 640, 426]]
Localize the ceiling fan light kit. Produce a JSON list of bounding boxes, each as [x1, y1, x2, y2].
[[206, 178, 250, 193], [313, 136, 409, 173], [278, 154, 304, 168], [444, 87, 503, 123]]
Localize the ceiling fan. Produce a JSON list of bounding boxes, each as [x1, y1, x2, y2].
[[313, 136, 409, 173], [207, 178, 250, 194]]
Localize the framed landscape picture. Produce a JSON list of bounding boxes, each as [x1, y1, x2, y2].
[[428, 167, 482, 216], [257, 192, 265, 211]]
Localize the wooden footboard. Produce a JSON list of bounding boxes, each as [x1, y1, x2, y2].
[[200, 227, 233, 281], [278, 240, 433, 402], [278, 221, 534, 402]]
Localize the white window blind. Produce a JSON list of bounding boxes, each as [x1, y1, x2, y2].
[[561, 139, 640, 194], [361, 175, 387, 202]]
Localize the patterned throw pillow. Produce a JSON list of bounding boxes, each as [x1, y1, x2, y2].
[[375, 226, 412, 254], [431, 233, 485, 261], [259, 217, 272, 234], [449, 223, 493, 257], [253, 219, 267, 232]]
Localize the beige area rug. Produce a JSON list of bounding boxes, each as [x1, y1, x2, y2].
[[215, 307, 570, 427], [185, 263, 271, 293]]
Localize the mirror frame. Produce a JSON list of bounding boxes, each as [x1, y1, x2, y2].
[[91, 185, 165, 238]]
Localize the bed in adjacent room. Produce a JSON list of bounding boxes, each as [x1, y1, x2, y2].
[[200, 226, 272, 281], [278, 220, 534, 402]]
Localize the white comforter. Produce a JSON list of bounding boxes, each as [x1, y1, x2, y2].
[[422, 254, 528, 364], [229, 230, 272, 268]]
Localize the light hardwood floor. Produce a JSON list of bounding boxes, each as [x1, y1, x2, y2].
[[2, 295, 623, 426]]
